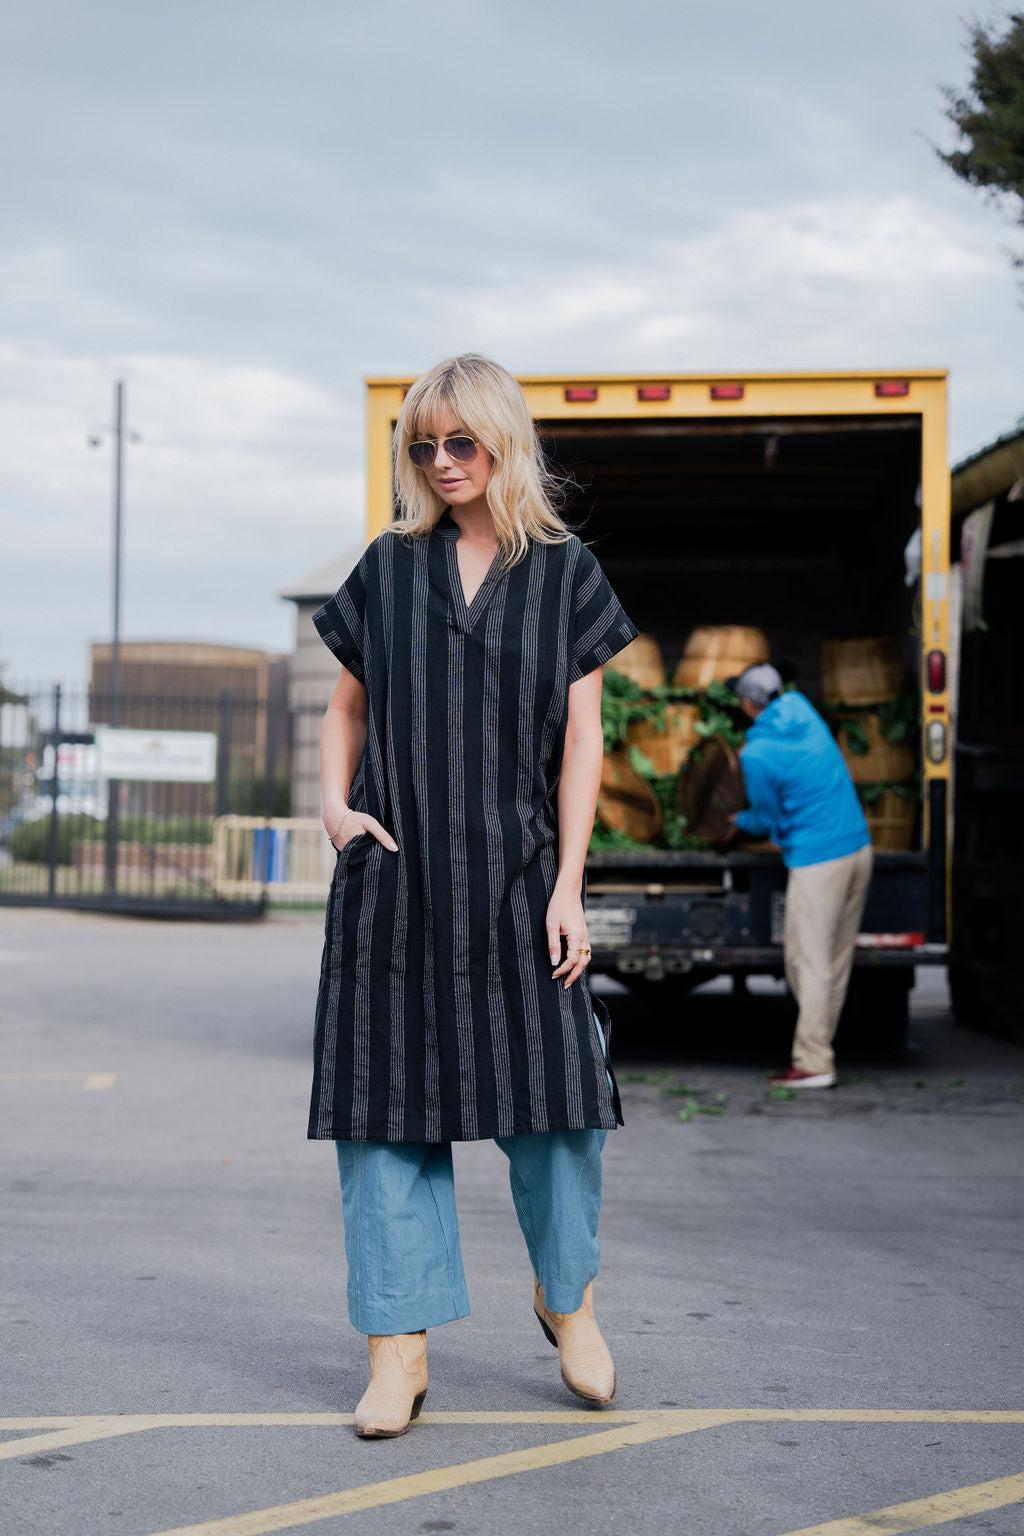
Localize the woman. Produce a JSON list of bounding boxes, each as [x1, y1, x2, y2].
[[311, 354, 639, 1437]]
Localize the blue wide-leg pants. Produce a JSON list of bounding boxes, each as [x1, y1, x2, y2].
[[334, 1127, 606, 1335]]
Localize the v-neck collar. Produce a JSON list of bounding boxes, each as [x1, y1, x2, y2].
[[433, 507, 508, 631]]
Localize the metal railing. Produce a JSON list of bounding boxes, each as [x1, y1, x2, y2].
[[213, 817, 334, 903], [0, 681, 309, 915]]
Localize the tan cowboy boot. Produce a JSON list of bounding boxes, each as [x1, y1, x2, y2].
[[533, 1278, 616, 1406], [354, 1330, 428, 1438]]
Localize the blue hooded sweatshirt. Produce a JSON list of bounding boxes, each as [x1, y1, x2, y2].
[[735, 691, 870, 868]]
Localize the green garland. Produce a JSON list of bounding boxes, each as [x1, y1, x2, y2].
[[876, 686, 919, 743], [823, 683, 923, 808], [600, 670, 747, 754], [595, 671, 747, 850], [599, 669, 926, 853], [826, 683, 920, 755], [857, 772, 923, 807], [589, 742, 707, 851]]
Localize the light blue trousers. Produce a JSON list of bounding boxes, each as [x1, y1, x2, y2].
[[335, 1128, 606, 1334]]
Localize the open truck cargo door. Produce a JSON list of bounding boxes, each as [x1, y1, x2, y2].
[[365, 369, 952, 1043]]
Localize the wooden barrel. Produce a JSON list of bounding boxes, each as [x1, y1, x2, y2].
[[834, 712, 914, 785], [820, 637, 902, 706], [597, 753, 663, 842], [862, 791, 915, 852], [605, 633, 665, 689], [672, 626, 768, 689], [625, 702, 700, 776], [676, 735, 747, 844]]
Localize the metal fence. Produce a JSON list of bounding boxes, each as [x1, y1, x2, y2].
[[0, 682, 321, 917]]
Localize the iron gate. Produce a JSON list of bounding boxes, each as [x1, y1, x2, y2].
[[0, 682, 294, 917]]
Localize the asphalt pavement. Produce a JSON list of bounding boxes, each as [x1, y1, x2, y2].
[[2, 907, 1023, 1536]]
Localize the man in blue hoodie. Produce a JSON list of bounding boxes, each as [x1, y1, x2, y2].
[[725, 663, 873, 1089]]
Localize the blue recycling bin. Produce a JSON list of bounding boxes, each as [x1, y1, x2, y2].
[[253, 826, 289, 883]]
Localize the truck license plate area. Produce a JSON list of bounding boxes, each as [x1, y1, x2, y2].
[[683, 904, 726, 943], [586, 906, 637, 947]]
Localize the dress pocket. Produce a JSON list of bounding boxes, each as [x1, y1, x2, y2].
[[334, 830, 370, 865]]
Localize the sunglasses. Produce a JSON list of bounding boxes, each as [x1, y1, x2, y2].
[[407, 435, 479, 469]]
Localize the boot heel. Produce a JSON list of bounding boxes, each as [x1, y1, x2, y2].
[[534, 1308, 558, 1349], [410, 1390, 427, 1420]]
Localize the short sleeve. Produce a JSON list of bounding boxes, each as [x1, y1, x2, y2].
[[569, 541, 640, 683], [312, 550, 369, 682]]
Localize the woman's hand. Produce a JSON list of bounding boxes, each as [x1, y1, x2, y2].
[[326, 809, 398, 853], [546, 887, 591, 989], [549, 669, 601, 989], [321, 672, 402, 852]]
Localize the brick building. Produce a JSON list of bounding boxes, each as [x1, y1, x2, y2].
[[89, 641, 288, 814]]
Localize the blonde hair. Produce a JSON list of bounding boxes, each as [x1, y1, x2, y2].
[[387, 354, 574, 565]]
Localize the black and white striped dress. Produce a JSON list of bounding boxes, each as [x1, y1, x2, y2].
[[309, 508, 639, 1143]]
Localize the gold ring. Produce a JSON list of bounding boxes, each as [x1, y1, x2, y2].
[[579, 946, 591, 955]]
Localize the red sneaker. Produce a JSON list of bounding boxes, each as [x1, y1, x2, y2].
[[768, 1065, 836, 1089]]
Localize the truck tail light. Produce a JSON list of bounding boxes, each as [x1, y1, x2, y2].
[[564, 386, 598, 403], [927, 649, 946, 692], [875, 380, 910, 397], [710, 384, 744, 401], [856, 932, 925, 949], [638, 385, 671, 401], [926, 721, 947, 763]]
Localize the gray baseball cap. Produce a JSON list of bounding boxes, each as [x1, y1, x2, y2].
[[727, 663, 784, 707]]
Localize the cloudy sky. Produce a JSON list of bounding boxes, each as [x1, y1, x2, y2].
[[1, 0, 1020, 684]]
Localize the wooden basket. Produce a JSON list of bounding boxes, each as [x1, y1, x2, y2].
[[676, 735, 747, 844], [597, 753, 663, 843], [625, 702, 700, 777], [834, 712, 914, 785], [673, 626, 768, 689], [605, 633, 665, 689], [863, 791, 915, 852], [820, 637, 902, 706]]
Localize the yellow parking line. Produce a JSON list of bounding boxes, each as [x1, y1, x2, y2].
[[142, 1410, 730, 1536], [778, 1469, 1024, 1535], [0, 1072, 117, 1089], [0, 1411, 638, 1461], [0, 1420, 146, 1462], [717, 1409, 1024, 1425], [4, 1409, 1022, 1433], [2, 1408, 1022, 1464], [5, 1408, 1024, 1536]]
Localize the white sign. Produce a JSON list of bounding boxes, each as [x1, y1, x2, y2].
[[95, 727, 218, 783]]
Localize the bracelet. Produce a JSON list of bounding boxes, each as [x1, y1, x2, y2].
[[326, 809, 355, 842]]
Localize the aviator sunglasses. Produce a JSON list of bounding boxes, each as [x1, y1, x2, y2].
[[407, 434, 480, 469]]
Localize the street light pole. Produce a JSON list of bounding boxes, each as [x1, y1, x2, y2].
[[104, 380, 126, 894], [110, 379, 125, 729]]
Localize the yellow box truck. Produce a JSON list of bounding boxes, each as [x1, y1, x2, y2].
[[364, 369, 951, 1045]]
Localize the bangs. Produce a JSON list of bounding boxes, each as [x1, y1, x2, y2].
[[390, 352, 574, 555], [409, 368, 485, 444]]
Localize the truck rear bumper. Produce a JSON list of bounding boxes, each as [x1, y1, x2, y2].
[[584, 850, 944, 979], [594, 942, 948, 980]]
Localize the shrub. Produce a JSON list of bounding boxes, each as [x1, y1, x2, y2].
[[9, 815, 105, 865]]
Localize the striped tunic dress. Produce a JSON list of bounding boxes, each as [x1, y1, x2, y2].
[[309, 507, 639, 1143]]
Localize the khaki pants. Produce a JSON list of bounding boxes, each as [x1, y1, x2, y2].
[[784, 844, 873, 1076]]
